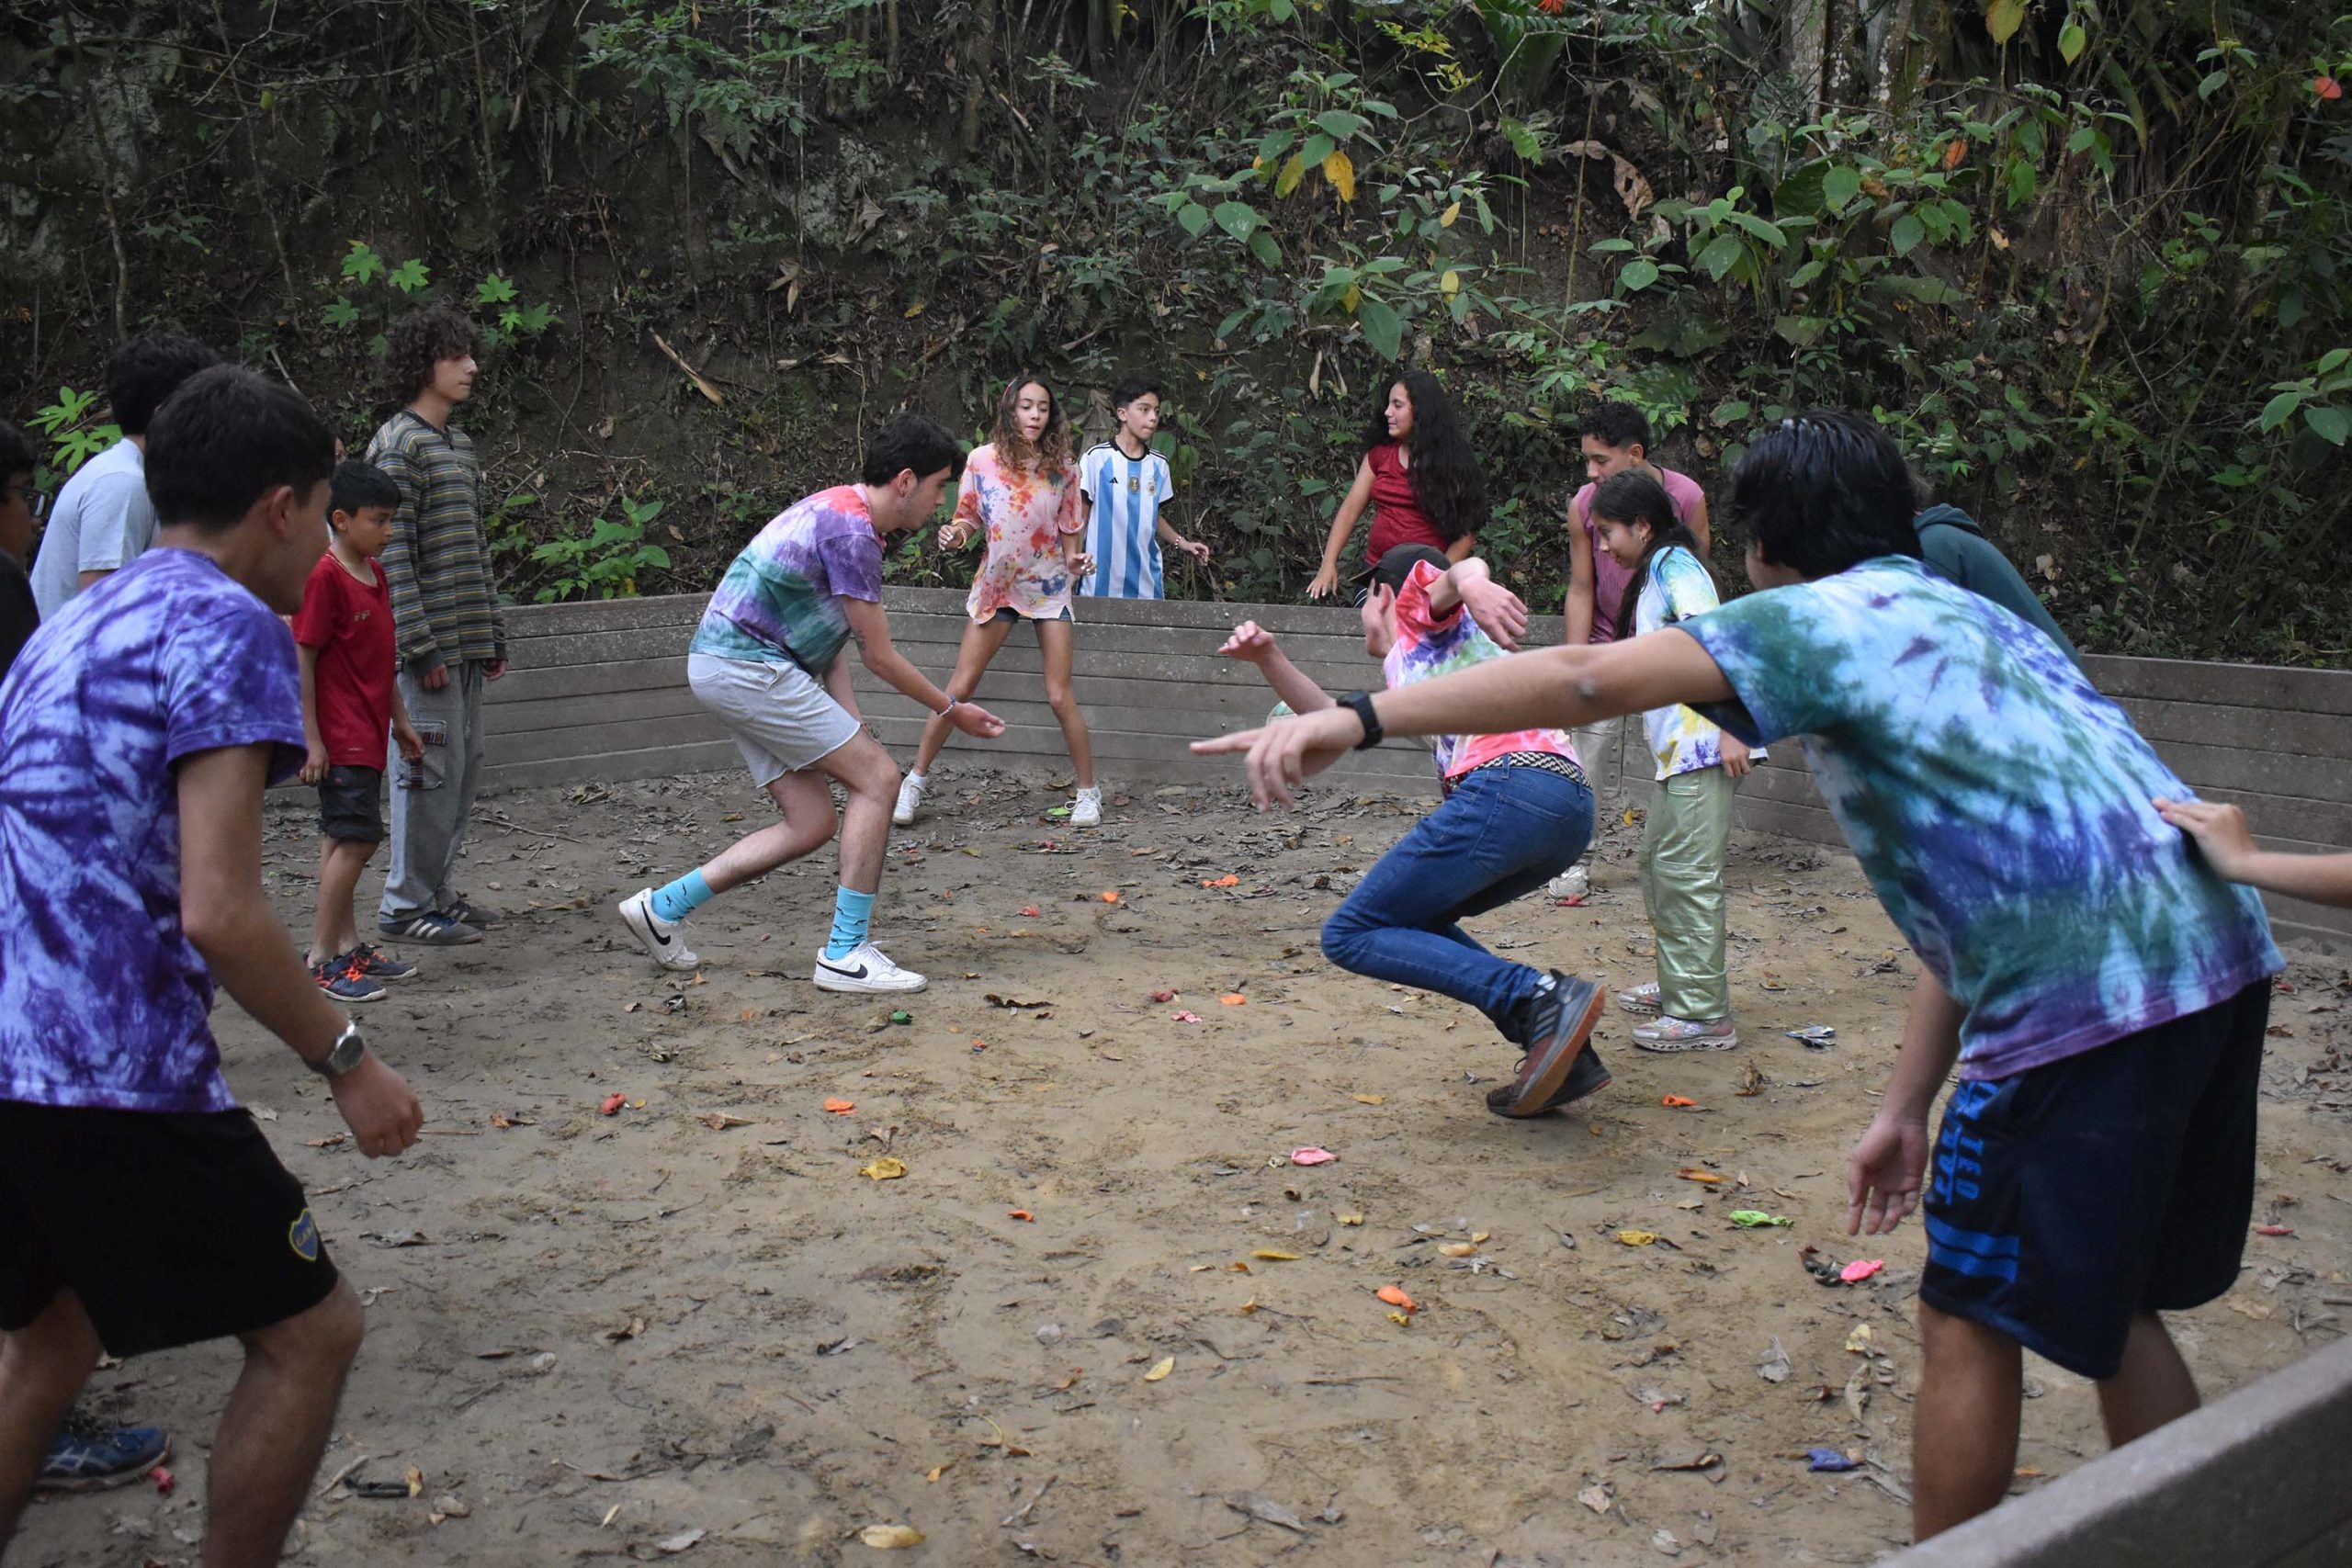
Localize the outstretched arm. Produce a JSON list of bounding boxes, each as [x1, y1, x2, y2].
[[1216, 622, 1333, 716], [2154, 797, 2352, 908], [842, 596, 1005, 739], [1193, 627, 1736, 807]]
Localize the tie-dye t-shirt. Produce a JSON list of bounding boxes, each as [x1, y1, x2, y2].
[[956, 444, 1083, 623], [1680, 556, 2279, 1080], [692, 485, 885, 673], [1631, 545, 1764, 781], [1384, 560, 1579, 782], [0, 549, 308, 1113]]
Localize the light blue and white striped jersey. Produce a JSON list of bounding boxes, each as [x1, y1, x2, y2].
[[1077, 442, 1175, 599]]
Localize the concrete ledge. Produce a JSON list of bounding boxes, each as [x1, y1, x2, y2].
[[1888, 1335, 2352, 1568]]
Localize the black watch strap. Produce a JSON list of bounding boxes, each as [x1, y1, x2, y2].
[[1339, 691, 1383, 750]]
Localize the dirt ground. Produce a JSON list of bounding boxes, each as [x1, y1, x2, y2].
[[16, 766, 2352, 1567]]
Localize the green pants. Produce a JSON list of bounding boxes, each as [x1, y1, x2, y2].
[[1639, 766, 1734, 1021]]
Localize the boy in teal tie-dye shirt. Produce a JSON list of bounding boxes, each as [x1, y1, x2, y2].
[[1198, 412, 2282, 1544]]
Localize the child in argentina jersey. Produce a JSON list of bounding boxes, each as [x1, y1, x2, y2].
[[1076, 378, 1209, 599]]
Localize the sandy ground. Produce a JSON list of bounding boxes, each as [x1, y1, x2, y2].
[[15, 766, 2352, 1567]]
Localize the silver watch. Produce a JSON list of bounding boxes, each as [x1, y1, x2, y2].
[[307, 1019, 368, 1079]]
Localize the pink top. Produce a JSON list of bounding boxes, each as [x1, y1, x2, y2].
[[1572, 465, 1706, 643], [955, 443, 1084, 623], [1384, 561, 1579, 782]]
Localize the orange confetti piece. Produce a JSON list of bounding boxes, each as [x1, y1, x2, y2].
[[1201, 874, 1239, 888], [1661, 1096, 1698, 1108], [1375, 1284, 1418, 1313], [1677, 1167, 1724, 1184], [823, 1098, 855, 1114], [1220, 993, 1247, 1006], [1102, 890, 1121, 903], [1008, 1209, 1034, 1222], [1021, 906, 1040, 917]]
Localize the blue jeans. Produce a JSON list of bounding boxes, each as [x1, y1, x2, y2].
[[1321, 764, 1594, 1039]]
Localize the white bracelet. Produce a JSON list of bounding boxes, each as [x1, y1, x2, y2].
[[938, 696, 959, 716]]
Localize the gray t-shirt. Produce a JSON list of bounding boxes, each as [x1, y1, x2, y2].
[[30, 439, 153, 620]]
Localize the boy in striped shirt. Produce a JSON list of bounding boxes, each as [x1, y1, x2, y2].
[[1076, 379, 1210, 599]]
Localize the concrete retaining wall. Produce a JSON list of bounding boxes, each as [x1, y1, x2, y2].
[[481, 590, 2352, 950]]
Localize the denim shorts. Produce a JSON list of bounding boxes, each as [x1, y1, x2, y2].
[[687, 652, 861, 788]]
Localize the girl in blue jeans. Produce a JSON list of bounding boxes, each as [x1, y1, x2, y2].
[[1221, 546, 1608, 1117]]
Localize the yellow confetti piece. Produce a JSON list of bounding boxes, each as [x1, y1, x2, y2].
[[1143, 1356, 1174, 1382], [1617, 1230, 1658, 1247]]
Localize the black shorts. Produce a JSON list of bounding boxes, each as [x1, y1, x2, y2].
[[0, 1102, 340, 1357], [1919, 980, 2271, 1379], [318, 764, 385, 843], [989, 604, 1074, 626]]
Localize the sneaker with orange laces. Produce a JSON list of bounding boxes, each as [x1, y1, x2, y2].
[[311, 952, 387, 1003], [348, 942, 416, 982]]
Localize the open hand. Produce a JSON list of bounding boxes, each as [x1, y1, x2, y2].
[[300, 742, 331, 786], [330, 1054, 424, 1158], [1218, 622, 1276, 663], [1305, 565, 1340, 601], [2154, 795, 2257, 880], [1846, 1110, 1929, 1236], [1461, 577, 1531, 650], [1190, 705, 1360, 808]]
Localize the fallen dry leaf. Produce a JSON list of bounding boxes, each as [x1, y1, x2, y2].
[[307, 1134, 346, 1148], [1143, 1355, 1175, 1382], [1578, 1482, 1612, 1514], [858, 1524, 925, 1549], [1338, 1213, 1365, 1226], [700, 1111, 752, 1131], [1250, 1248, 1301, 1261], [1352, 1093, 1386, 1105], [1438, 1242, 1476, 1258], [925, 1461, 953, 1483], [657, 1526, 706, 1553], [860, 1156, 908, 1181]]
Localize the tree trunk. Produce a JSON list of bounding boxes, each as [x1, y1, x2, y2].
[[961, 0, 999, 149]]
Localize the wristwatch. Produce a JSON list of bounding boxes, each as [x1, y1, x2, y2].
[[306, 1019, 368, 1080], [1338, 691, 1384, 750]]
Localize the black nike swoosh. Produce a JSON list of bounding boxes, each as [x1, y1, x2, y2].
[[820, 960, 870, 980]]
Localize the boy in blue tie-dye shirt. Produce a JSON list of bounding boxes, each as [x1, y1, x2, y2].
[[1200, 412, 2281, 1544]]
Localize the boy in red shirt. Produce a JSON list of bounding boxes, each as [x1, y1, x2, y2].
[[295, 463, 425, 1000]]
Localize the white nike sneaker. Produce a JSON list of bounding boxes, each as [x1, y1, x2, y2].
[[1547, 863, 1591, 903], [812, 941, 927, 993], [617, 888, 700, 971], [892, 774, 925, 827], [1069, 785, 1103, 828]]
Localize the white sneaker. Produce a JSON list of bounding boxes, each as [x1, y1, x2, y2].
[[813, 941, 927, 994], [892, 774, 925, 827], [1069, 785, 1102, 828], [1548, 863, 1591, 903], [617, 888, 700, 971]]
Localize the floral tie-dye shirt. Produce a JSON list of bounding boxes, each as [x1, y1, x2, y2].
[[956, 444, 1083, 623], [1631, 544, 1763, 781], [1384, 560, 1580, 782], [692, 485, 884, 673], [1680, 555, 2280, 1080], [0, 550, 308, 1112]]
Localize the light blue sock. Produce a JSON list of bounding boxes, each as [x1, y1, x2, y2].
[[825, 886, 876, 961], [650, 870, 714, 925]]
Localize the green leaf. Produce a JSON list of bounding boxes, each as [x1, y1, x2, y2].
[[1313, 109, 1371, 142], [322, 297, 360, 329], [1211, 201, 1260, 241], [340, 242, 385, 286], [639, 545, 673, 569], [388, 257, 431, 294], [1890, 213, 1926, 255], [1588, 238, 1636, 254], [1300, 133, 1336, 169], [2197, 69, 2228, 99], [1773, 315, 1830, 347], [2304, 407, 2349, 446], [476, 272, 518, 305], [1875, 275, 1967, 305], [1177, 202, 1212, 237], [1823, 165, 1862, 214], [1620, 258, 1661, 292], [1255, 129, 1295, 164], [2057, 20, 2086, 62], [1216, 309, 1249, 339], [2258, 390, 2305, 433], [1727, 211, 1789, 247], [1499, 118, 1542, 161], [1696, 232, 1746, 281], [1771, 162, 1826, 218], [2278, 289, 2307, 331], [1713, 399, 1753, 423], [2316, 349, 2350, 377], [1249, 229, 1281, 267], [1274, 154, 1306, 198], [1984, 0, 2026, 45], [1354, 296, 1403, 361]]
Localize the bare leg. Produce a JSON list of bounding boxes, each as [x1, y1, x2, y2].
[[311, 839, 373, 964], [1035, 616, 1095, 789], [1911, 1302, 2023, 1540], [0, 1291, 100, 1539], [204, 1280, 364, 1568], [2097, 1311, 2200, 1447], [910, 615, 1014, 777], [813, 732, 902, 895], [695, 770, 842, 896]]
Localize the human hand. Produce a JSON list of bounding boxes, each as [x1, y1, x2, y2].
[[300, 742, 330, 785], [951, 700, 1007, 739], [393, 723, 424, 762], [1721, 733, 1754, 780], [937, 521, 970, 550], [1067, 552, 1095, 581], [484, 660, 507, 682], [1461, 577, 1531, 650], [1189, 705, 1360, 808], [1306, 565, 1340, 600], [1179, 537, 1213, 563], [1218, 622, 1277, 664], [420, 662, 451, 692], [329, 1053, 424, 1157], [1846, 1110, 1929, 1236], [2153, 796, 2259, 880]]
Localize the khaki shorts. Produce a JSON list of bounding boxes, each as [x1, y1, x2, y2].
[[687, 652, 861, 789]]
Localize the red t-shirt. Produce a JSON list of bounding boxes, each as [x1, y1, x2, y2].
[[1363, 443, 1453, 561], [291, 553, 395, 769]]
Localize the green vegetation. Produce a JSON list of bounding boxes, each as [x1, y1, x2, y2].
[[3, 0, 2345, 660]]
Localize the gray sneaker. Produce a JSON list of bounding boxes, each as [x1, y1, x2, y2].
[[379, 910, 482, 945]]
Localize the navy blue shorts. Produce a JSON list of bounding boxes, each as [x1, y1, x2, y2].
[[1920, 979, 2271, 1379]]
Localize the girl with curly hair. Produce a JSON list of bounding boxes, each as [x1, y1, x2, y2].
[[1306, 371, 1487, 600], [896, 376, 1104, 827]]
